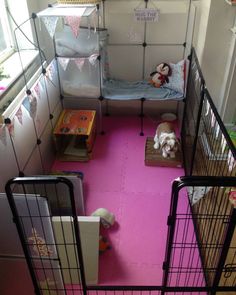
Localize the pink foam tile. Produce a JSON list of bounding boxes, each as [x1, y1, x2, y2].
[[103, 116, 145, 136], [123, 160, 183, 195], [96, 191, 169, 286], [100, 261, 163, 286], [122, 135, 183, 194], [116, 193, 169, 272], [53, 133, 129, 193], [168, 268, 206, 288], [85, 191, 122, 216]]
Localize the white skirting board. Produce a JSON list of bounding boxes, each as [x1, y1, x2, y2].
[[52, 216, 100, 285]]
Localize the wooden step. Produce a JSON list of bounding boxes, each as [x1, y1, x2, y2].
[[145, 137, 182, 168]]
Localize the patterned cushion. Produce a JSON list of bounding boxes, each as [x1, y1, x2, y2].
[[163, 60, 186, 95]]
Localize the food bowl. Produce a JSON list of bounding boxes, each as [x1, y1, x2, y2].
[[161, 112, 177, 122]]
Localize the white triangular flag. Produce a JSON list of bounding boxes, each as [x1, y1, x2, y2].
[[215, 124, 220, 139], [42, 16, 59, 38], [89, 54, 98, 66], [211, 110, 216, 128], [205, 100, 210, 116], [227, 150, 236, 172], [221, 135, 227, 154]]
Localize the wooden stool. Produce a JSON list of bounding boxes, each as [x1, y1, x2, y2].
[[145, 137, 182, 168]]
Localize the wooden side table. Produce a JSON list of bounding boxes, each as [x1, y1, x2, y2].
[[53, 109, 96, 161]]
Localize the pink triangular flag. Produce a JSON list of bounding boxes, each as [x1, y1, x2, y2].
[[74, 58, 85, 71], [15, 106, 23, 125], [59, 58, 70, 71], [65, 16, 81, 38], [33, 83, 41, 100], [29, 95, 37, 119]]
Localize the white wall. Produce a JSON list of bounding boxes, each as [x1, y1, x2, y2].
[[192, 0, 236, 123], [192, 0, 211, 64], [0, 60, 62, 192]]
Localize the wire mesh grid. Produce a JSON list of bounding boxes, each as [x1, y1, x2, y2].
[[5, 176, 86, 295], [163, 177, 236, 295], [181, 49, 236, 293]]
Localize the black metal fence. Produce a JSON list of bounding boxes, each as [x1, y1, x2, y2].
[[5, 176, 86, 295]]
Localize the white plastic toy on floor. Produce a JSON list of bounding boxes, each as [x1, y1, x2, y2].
[[154, 122, 180, 158], [91, 208, 115, 229]]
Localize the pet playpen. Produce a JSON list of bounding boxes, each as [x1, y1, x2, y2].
[[4, 48, 236, 295], [1, 0, 236, 294]]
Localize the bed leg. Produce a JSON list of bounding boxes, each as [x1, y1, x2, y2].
[[105, 99, 110, 116], [139, 97, 145, 136], [99, 97, 105, 135]]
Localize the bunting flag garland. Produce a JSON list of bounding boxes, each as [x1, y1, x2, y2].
[[22, 95, 38, 119], [41, 16, 59, 38], [205, 100, 210, 116], [221, 135, 227, 154], [59, 58, 70, 71], [45, 63, 57, 88], [215, 124, 220, 139], [227, 150, 236, 172], [0, 124, 7, 146], [33, 82, 41, 100], [29, 95, 37, 119], [210, 110, 216, 128], [15, 106, 23, 125], [46, 62, 56, 82], [65, 16, 81, 38], [74, 58, 85, 71]]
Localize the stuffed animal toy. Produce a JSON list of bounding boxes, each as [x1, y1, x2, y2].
[[91, 208, 115, 254], [153, 122, 180, 158], [150, 63, 172, 88], [99, 235, 111, 253], [91, 208, 115, 228]]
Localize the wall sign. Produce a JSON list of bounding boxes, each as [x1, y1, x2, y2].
[[134, 8, 159, 22]]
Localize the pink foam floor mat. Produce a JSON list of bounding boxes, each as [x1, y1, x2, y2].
[[53, 116, 194, 286]]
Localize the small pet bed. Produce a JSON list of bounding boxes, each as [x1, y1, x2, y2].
[[102, 60, 187, 100]]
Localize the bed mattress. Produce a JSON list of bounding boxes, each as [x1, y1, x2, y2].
[[102, 79, 184, 100]]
